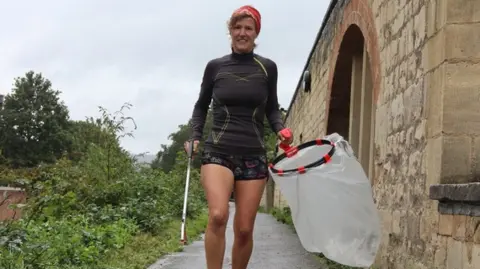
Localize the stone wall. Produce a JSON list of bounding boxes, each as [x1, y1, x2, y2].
[[372, 0, 431, 267], [269, 0, 480, 268]]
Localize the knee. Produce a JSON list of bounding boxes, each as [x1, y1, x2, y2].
[[234, 226, 253, 243], [208, 209, 229, 231]]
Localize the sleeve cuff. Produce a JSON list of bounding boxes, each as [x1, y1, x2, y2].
[[190, 132, 202, 141], [272, 123, 285, 134]]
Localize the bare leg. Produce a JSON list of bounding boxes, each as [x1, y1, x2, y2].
[[201, 164, 235, 269], [231, 178, 267, 269]]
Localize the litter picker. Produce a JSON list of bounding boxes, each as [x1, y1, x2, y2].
[[180, 140, 194, 245]]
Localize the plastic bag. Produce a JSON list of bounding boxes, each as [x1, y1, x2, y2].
[[268, 132, 381, 267]]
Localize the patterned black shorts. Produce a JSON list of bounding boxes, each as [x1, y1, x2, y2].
[[201, 151, 269, 180]]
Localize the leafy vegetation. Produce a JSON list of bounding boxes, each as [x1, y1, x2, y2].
[[0, 71, 208, 268]]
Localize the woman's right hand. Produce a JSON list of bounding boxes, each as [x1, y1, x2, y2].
[[184, 140, 199, 156]]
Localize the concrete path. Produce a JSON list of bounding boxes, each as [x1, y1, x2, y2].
[[148, 202, 325, 269]]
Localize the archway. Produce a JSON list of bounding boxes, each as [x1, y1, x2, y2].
[[327, 25, 364, 141], [327, 24, 375, 178]]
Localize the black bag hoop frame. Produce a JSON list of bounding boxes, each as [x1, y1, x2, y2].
[[269, 139, 336, 176]]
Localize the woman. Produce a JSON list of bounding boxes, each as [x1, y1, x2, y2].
[[184, 5, 293, 269]]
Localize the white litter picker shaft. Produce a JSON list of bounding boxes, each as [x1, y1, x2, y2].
[[180, 141, 194, 244]]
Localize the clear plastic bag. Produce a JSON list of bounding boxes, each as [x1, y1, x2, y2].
[[268, 133, 381, 267]]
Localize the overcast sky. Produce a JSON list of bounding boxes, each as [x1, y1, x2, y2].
[[0, 1, 329, 155]]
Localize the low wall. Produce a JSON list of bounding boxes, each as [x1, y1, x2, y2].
[[0, 187, 26, 221]]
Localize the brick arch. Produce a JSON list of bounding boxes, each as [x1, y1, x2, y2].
[[327, 0, 381, 105]]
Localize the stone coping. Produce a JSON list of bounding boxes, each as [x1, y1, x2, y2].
[[429, 182, 480, 203], [0, 187, 24, 191], [429, 182, 480, 216], [437, 203, 480, 216]]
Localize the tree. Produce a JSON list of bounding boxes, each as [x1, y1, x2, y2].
[[67, 119, 112, 162], [0, 71, 71, 167], [151, 109, 214, 172]]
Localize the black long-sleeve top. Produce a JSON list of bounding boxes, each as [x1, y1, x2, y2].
[[189, 50, 285, 156]]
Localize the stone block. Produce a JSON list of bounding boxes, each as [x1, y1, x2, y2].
[[425, 136, 442, 190], [433, 235, 448, 268], [444, 62, 480, 135], [405, 19, 414, 55], [440, 135, 472, 183], [407, 214, 421, 240], [472, 243, 480, 266], [399, 59, 408, 91], [408, 50, 423, 82], [474, 221, 480, 244], [452, 215, 467, 240], [386, 0, 397, 24], [465, 216, 480, 242], [379, 209, 393, 234], [431, 137, 471, 184], [436, 0, 447, 29], [424, 28, 445, 71], [408, 150, 423, 180], [446, 0, 480, 23], [413, 5, 427, 50], [412, 0, 424, 14], [446, 237, 463, 269], [426, 0, 437, 37], [403, 77, 424, 125], [438, 214, 453, 236], [390, 92, 404, 131], [424, 64, 444, 137], [475, 138, 480, 178], [445, 24, 480, 59], [391, 8, 404, 35], [462, 242, 476, 269], [375, 103, 388, 159], [420, 210, 436, 242], [406, 125, 416, 149], [392, 210, 402, 234], [415, 119, 426, 141], [396, 36, 405, 68]]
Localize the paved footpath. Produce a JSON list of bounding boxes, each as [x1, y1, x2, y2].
[[148, 202, 326, 269]]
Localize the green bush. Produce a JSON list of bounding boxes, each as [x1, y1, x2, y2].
[[0, 104, 206, 269], [270, 206, 293, 226]]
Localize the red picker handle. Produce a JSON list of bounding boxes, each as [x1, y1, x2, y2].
[[278, 128, 292, 151], [278, 128, 298, 157]]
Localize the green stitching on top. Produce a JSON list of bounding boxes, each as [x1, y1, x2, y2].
[[253, 57, 268, 77]]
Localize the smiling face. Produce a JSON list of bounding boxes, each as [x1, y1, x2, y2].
[[229, 15, 258, 53]]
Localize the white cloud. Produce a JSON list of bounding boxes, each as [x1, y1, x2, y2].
[[0, 0, 329, 154]]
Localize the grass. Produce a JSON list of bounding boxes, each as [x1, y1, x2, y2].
[[99, 210, 209, 269]]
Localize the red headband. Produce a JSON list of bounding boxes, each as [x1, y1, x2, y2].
[[232, 5, 261, 34]]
